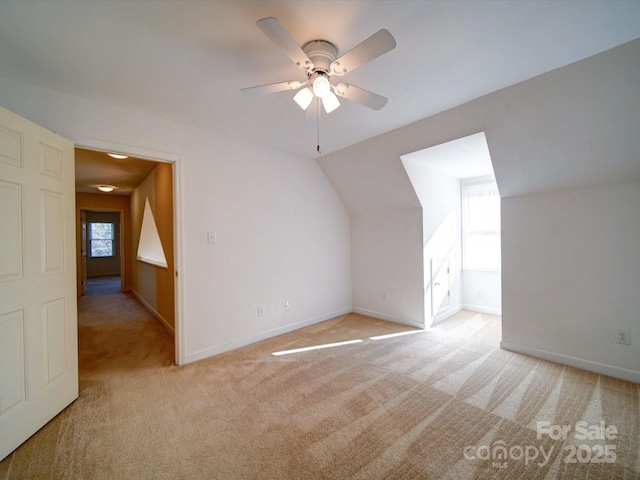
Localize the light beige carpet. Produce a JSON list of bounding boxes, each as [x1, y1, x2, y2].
[[1, 293, 638, 479]]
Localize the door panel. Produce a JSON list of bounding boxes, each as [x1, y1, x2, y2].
[[42, 190, 65, 272], [0, 106, 78, 461], [431, 257, 450, 317], [0, 310, 26, 414], [0, 181, 23, 281]]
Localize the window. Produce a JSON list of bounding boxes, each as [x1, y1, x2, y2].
[[89, 222, 115, 257], [462, 182, 501, 271]]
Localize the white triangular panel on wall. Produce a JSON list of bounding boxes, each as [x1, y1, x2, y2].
[[137, 197, 168, 268]]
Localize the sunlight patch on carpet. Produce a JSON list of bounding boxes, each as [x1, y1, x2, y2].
[[272, 339, 363, 356], [369, 329, 424, 340]]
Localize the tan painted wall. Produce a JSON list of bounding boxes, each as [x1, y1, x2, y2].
[[131, 163, 175, 332], [75, 192, 132, 296]]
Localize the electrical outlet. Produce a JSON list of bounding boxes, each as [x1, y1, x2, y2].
[[285, 300, 290, 311], [257, 306, 264, 317], [382, 292, 387, 302], [616, 329, 630, 345]]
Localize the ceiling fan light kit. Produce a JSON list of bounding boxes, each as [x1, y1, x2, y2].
[[293, 87, 314, 110], [242, 17, 396, 151], [311, 72, 331, 98], [321, 90, 340, 114]]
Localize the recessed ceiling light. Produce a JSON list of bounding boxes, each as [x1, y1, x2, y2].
[[107, 153, 128, 159], [97, 185, 115, 192]]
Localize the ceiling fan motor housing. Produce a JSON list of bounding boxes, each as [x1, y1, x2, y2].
[[302, 40, 337, 74]]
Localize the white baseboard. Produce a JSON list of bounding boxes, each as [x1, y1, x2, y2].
[[184, 307, 353, 365], [462, 303, 502, 316], [352, 307, 424, 329], [131, 288, 174, 335], [500, 340, 640, 384]]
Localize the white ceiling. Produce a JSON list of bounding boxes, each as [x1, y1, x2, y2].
[[401, 132, 494, 180], [0, 0, 639, 161]]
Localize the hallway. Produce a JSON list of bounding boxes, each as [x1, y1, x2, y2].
[[78, 278, 174, 367], [84, 275, 121, 296]]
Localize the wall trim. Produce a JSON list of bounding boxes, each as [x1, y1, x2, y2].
[[64, 134, 181, 163], [131, 288, 175, 335], [500, 340, 640, 384], [185, 307, 353, 365], [352, 307, 424, 329]]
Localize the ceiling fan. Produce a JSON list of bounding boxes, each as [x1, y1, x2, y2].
[[242, 17, 396, 115]]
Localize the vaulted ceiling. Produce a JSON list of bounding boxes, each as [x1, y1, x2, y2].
[[0, 1, 639, 161]]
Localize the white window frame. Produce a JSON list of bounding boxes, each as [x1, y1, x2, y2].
[[89, 222, 115, 258], [461, 181, 501, 272]]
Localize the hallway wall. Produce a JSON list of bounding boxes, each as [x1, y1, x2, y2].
[[131, 163, 175, 333]]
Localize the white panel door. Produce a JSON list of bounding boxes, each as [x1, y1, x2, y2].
[[430, 257, 450, 317], [0, 106, 78, 461]]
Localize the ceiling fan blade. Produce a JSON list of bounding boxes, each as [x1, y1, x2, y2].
[[333, 83, 388, 110], [257, 17, 314, 72], [330, 29, 396, 76], [241, 80, 305, 96]]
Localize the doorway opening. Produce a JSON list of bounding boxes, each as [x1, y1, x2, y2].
[[401, 132, 501, 328], [75, 147, 178, 357]]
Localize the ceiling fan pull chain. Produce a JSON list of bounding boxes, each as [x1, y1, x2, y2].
[[316, 97, 321, 154]]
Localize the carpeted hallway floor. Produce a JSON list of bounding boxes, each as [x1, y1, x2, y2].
[[1, 286, 638, 479]]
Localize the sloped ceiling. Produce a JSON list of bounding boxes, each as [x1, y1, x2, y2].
[[0, 1, 639, 160], [318, 37, 640, 213], [401, 132, 494, 181]]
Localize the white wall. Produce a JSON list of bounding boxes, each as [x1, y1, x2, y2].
[[501, 182, 640, 378], [462, 270, 501, 315], [351, 209, 423, 328], [319, 39, 640, 382], [0, 74, 352, 364], [401, 161, 463, 327], [180, 129, 352, 360], [317, 130, 424, 328]]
